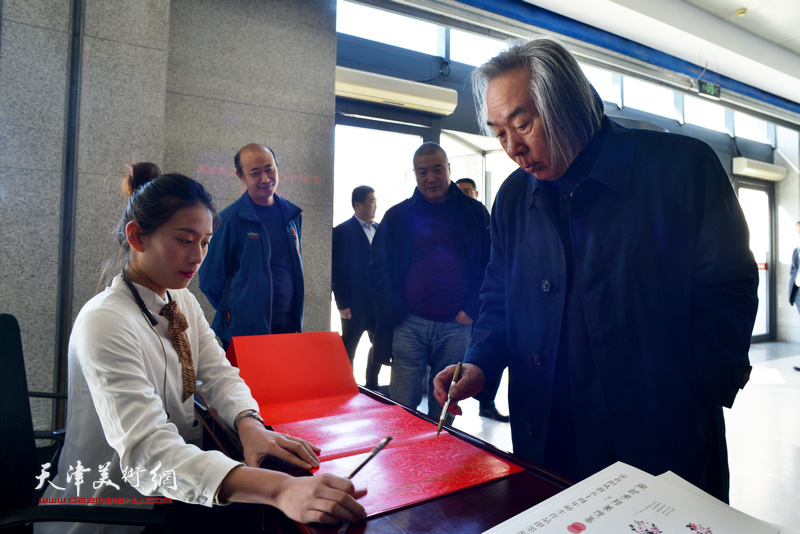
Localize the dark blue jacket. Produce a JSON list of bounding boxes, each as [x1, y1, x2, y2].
[[199, 191, 303, 341], [369, 182, 490, 364], [466, 117, 758, 501]]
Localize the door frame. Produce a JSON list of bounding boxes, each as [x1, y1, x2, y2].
[[733, 177, 776, 343]]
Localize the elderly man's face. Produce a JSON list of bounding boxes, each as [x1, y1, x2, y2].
[[486, 67, 571, 181]]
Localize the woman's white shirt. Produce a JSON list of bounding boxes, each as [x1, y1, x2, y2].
[[40, 275, 258, 520]]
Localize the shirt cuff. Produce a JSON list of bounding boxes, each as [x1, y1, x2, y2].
[[213, 461, 246, 506]]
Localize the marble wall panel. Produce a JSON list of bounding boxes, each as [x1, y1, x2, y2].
[[77, 36, 167, 176], [0, 1, 69, 430], [71, 171, 130, 319], [300, 204, 334, 333], [22, 314, 58, 432], [3, 0, 70, 31], [166, 0, 336, 117], [0, 21, 69, 171], [0, 169, 62, 312], [0, 167, 62, 429], [84, 0, 170, 49], [72, 19, 170, 320]]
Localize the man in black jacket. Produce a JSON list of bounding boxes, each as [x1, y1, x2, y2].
[[433, 38, 757, 502], [332, 186, 382, 389], [369, 143, 490, 420]]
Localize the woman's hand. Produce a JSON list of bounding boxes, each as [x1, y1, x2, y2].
[[274, 473, 367, 524], [237, 417, 320, 470], [219, 467, 367, 524]]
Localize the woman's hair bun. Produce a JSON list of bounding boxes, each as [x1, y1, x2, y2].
[[122, 162, 162, 196]]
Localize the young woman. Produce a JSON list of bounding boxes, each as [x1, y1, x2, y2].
[[40, 165, 366, 532]]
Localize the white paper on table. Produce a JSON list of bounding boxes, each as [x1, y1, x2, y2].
[[483, 461, 779, 534], [656, 471, 799, 534]]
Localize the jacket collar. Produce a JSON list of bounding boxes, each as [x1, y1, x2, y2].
[[238, 190, 301, 222], [409, 181, 467, 206], [587, 116, 634, 196], [527, 116, 633, 209]]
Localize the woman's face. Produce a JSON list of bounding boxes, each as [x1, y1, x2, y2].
[[128, 205, 213, 298]]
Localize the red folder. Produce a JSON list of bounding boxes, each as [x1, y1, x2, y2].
[[226, 332, 359, 402], [231, 331, 524, 517]]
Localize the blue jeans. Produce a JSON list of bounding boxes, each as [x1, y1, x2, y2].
[[390, 314, 471, 421]]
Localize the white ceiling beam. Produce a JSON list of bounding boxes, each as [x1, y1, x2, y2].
[[524, 0, 800, 105]]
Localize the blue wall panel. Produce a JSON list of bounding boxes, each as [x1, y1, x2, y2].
[[457, 0, 800, 115]]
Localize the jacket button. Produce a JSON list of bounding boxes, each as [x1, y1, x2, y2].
[[563, 193, 572, 201], [526, 423, 536, 436], [541, 280, 551, 292], [531, 354, 542, 366]]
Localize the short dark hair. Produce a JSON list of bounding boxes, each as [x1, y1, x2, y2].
[[413, 142, 448, 165], [352, 185, 375, 208], [456, 178, 477, 189], [234, 144, 278, 175]]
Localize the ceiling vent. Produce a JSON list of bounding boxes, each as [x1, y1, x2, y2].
[[335, 66, 458, 116], [732, 157, 788, 181]]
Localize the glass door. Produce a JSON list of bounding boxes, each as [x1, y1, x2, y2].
[[331, 124, 424, 386], [734, 179, 775, 341], [333, 124, 423, 227]]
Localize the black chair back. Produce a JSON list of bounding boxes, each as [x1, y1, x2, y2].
[[0, 314, 40, 513]]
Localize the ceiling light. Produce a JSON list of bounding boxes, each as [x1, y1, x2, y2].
[[735, 8, 747, 17]]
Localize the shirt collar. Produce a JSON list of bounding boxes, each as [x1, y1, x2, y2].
[[354, 215, 377, 229], [114, 273, 169, 313]]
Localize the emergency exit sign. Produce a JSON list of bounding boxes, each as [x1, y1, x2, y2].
[[698, 79, 721, 99]]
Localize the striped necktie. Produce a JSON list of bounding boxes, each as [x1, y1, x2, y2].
[[159, 300, 196, 402]]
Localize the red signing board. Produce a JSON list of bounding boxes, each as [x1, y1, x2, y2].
[[230, 331, 524, 517]]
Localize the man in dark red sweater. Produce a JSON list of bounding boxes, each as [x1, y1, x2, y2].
[[368, 143, 490, 421]]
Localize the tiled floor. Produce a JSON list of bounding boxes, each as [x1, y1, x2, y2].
[[726, 342, 800, 531], [351, 337, 800, 530]]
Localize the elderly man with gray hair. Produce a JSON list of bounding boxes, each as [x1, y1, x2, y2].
[[434, 37, 758, 502]]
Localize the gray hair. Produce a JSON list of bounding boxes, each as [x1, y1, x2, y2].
[[472, 37, 604, 169]]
